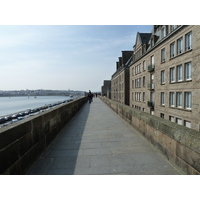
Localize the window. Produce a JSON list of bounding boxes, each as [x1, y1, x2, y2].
[[132, 68, 134, 76], [161, 26, 166, 38], [184, 120, 191, 128], [161, 70, 165, 84], [171, 25, 175, 32], [139, 63, 142, 73], [177, 37, 183, 55], [132, 92, 134, 100], [161, 92, 165, 105], [185, 62, 192, 80], [170, 92, 175, 106], [132, 80, 134, 88], [169, 116, 175, 122], [161, 48, 165, 62], [176, 118, 182, 125], [160, 113, 165, 119], [151, 38, 154, 47], [185, 92, 192, 109], [170, 42, 175, 58], [136, 78, 141, 88], [151, 55, 154, 65], [185, 32, 192, 50], [150, 92, 154, 102], [176, 92, 182, 108], [143, 76, 145, 87], [177, 65, 182, 81], [143, 92, 145, 102], [170, 67, 175, 82], [143, 60, 146, 71]]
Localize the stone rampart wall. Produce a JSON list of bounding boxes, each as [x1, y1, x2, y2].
[[0, 97, 87, 175], [99, 96, 200, 175]]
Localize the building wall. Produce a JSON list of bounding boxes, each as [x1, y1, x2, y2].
[[130, 25, 200, 131], [101, 80, 111, 97], [99, 96, 200, 175], [111, 69, 126, 104]]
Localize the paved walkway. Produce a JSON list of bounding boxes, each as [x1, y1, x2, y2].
[[28, 97, 182, 175]]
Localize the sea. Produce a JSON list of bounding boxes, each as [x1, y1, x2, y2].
[[0, 96, 71, 117]]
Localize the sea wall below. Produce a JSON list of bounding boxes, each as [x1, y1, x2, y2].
[[0, 97, 87, 175], [99, 96, 200, 175]]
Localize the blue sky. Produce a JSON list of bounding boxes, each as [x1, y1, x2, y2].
[[0, 25, 152, 92]]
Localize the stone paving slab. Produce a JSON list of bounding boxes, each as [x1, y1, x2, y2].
[[27, 97, 182, 175]]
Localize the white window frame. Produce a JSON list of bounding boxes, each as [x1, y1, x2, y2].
[[177, 37, 183, 55], [161, 48, 165, 62], [151, 55, 154, 65], [170, 42, 175, 58], [185, 92, 192, 109], [185, 62, 192, 80], [170, 92, 175, 107], [161, 26, 166, 39], [161, 92, 165, 105], [176, 92, 182, 108], [177, 65, 183, 82], [185, 32, 192, 51], [170, 67, 175, 83], [169, 116, 175, 122], [176, 118, 182, 125], [161, 70, 165, 84], [184, 120, 191, 128]]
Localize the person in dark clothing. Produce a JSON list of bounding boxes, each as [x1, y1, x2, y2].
[[88, 90, 93, 103]]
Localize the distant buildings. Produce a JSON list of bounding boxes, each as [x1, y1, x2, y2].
[[111, 51, 133, 105], [0, 89, 85, 97], [102, 25, 200, 131], [101, 80, 111, 98]]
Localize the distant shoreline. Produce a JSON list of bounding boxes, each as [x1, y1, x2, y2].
[[0, 95, 70, 97]]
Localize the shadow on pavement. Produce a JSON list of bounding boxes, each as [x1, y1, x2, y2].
[[27, 99, 91, 175]]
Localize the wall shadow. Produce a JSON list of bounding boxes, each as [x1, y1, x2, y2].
[[27, 99, 91, 175]]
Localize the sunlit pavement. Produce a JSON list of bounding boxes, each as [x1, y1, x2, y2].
[[28, 97, 182, 175]]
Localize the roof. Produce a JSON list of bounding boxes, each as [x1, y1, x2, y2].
[[139, 33, 152, 44]]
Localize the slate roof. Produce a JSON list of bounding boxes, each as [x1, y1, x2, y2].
[[139, 33, 152, 44]]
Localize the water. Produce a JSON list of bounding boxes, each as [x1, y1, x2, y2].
[[0, 96, 71, 117]]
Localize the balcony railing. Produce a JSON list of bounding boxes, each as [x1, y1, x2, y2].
[[147, 101, 154, 108], [148, 64, 155, 72]]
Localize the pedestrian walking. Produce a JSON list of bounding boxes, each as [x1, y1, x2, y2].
[[88, 90, 93, 103]]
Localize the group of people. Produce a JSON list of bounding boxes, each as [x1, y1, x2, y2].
[[88, 90, 97, 103]]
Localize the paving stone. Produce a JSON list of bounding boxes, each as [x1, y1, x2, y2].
[[83, 148, 112, 156], [91, 155, 110, 167], [27, 98, 182, 175]]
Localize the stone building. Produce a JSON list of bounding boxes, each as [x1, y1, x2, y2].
[[129, 25, 200, 131], [101, 80, 111, 98], [111, 51, 133, 105]]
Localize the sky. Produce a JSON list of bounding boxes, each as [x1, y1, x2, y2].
[[0, 25, 152, 92], [0, 1, 195, 93]]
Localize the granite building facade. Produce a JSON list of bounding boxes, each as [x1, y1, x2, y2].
[[129, 25, 200, 131], [109, 25, 200, 131], [111, 51, 132, 105]]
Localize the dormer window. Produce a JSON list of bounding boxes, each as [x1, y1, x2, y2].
[[151, 38, 154, 47], [171, 25, 176, 32], [161, 26, 166, 39]]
